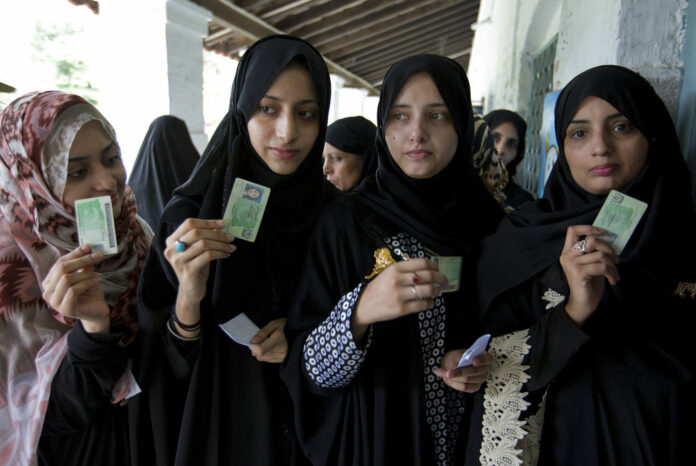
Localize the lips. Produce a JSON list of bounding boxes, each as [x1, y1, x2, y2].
[[271, 147, 299, 159], [406, 150, 432, 160], [591, 164, 618, 175]]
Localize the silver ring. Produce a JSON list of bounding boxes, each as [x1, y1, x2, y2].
[[571, 239, 587, 253], [411, 285, 417, 299], [175, 240, 187, 252]]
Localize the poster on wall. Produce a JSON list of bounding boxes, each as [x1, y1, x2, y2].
[[537, 89, 561, 197]]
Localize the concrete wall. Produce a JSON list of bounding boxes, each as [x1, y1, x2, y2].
[[677, 0, 696, 202], [468, 0, 692, 184], [469, 0, 687, 118]]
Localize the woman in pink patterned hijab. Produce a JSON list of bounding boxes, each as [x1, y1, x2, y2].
[[0, 91, 151, 465]]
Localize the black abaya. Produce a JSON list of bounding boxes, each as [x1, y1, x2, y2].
[[468, 65, 696, 466], [130, 35, 337, 466]]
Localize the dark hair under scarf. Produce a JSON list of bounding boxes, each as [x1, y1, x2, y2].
[[478, 64, 696, 312], [353, 54, 503, 256], [483, 109, 527, 176], [128, 115, 200, 229], [325, 116, 377, 187]]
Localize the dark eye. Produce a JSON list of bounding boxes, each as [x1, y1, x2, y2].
[[258, 105, 275, 114], [430, 112, 446, 120], [393, 113, 407, 121], [299, 110, 315, 119], [103, 155, 120, 167], [571, 129, 585, 139], [68, 169, 87, 179], [614, 122, 627, 132]]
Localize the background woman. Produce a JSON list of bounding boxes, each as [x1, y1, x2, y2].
[[282, 55, 503, 466], [132, 35, 337, 465], [322, 115, 377, 191], [484, 109, 533, 207], [128, 115, 200, 230], [0, 91, 151, 465], [469, 65, 696, 465]]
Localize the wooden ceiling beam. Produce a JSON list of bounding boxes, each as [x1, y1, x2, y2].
[[292, 0, 436, 39], [331, 10, 469, 64], [275, 0, 366, 31], [320, 2, 478, 54], [351, 31, 472, 78], [196, 0, 377, 93], [261, 0, 315, 21]]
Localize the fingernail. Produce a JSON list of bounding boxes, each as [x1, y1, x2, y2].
[[216, 220, 225, 227], [91, 251, 102, 259], [81, 244, 91, 251], [224, 233, 234, 241]]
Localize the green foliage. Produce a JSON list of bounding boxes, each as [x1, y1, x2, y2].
[[31, 21, 98, 105]]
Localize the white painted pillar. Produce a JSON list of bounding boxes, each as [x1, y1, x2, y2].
[[166, 0, 211, 154]]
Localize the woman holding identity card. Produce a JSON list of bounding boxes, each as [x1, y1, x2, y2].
[[468, 65, 696, 465], [0, 91, 151, 465], [131, 35, 338, 465], [281, 54, 503, 465]]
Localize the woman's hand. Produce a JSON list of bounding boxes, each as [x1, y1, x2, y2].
[[42, 244, 110, 334], [435, 349, 493, 393], [164, 218, 236, 336], [250, 318, 287, 363], [559, 225, 620, 327], [352, 258, 448, 340]]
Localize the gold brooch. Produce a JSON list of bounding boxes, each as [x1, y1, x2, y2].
[[365, 247, 399, 279], [674, 282, 696, 299]]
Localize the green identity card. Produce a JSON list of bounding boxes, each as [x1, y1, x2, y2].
[[592, 189, 648, 255], [222, 178, 271, 242], [75, 195, 118, 255], [425, 248, 461, 293]]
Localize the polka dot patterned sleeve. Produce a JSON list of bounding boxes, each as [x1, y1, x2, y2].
[[302, 283, 374, 388]]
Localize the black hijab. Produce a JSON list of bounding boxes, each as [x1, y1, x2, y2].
[[353, 55, 503, 256], [128, 115, 199, 229], [159, 35, 337, 324], [478, 64, 696, 311], [325, 115, 378, 188], [483, 109, 527, 176]]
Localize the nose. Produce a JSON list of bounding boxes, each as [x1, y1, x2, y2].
[[322, 157, 332, 175], [276, 110, 298, 143], [494, 138, 505, 158], [590, 128, 611, 156], [93, 165, 117, 193], [409, 117, 427, 143]]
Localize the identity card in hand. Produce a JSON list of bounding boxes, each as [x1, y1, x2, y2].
[[219, 313, 260, 346], [592, 190, 647, 255], [222, 178, 270, 242], [75, 195, 118, 255], [431, 256, 462, 293], [456, 334, 491, 368]]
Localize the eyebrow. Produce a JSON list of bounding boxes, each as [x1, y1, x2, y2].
[[261, 95, 319, 105], [391, 102, 448, 109], [568, 112, 624, 125], [68, 142, 116, 163]]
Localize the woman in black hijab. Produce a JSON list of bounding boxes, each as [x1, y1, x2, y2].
[[281, 55, 503, 466], [128, 115, 200, 230], [131, 35, 338, 465], [322, 116, 377, 191], [483, 109, 533, 207], [468, 65, 696, 465]]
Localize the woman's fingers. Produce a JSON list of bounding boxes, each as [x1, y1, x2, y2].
[[166, 218, 226, 248], [562, 225, 606, 253], [393, 258, 439, 273], [400, 283, 442, 302], [42, 248, 102, 289], [250, 318, 285, 345]]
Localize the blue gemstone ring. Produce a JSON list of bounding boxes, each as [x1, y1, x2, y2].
[[175, 240, 187, 252]]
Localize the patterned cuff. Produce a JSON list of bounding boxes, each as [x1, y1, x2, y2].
[[303, 283, 373, 388]]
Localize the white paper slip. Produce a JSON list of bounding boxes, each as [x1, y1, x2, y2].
[[75, 195, 118, 255], [457, 334, 491, 368], [219, 313, 260, 346]]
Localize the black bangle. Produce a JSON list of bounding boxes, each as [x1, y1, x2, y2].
[[170, 308, 201, 332]]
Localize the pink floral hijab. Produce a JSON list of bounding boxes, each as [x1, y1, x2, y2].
[[0, 91, 151, 464]]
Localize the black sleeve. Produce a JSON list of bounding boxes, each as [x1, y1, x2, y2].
[[479, 282, 590, 393], [41, 321, 128, 435]]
